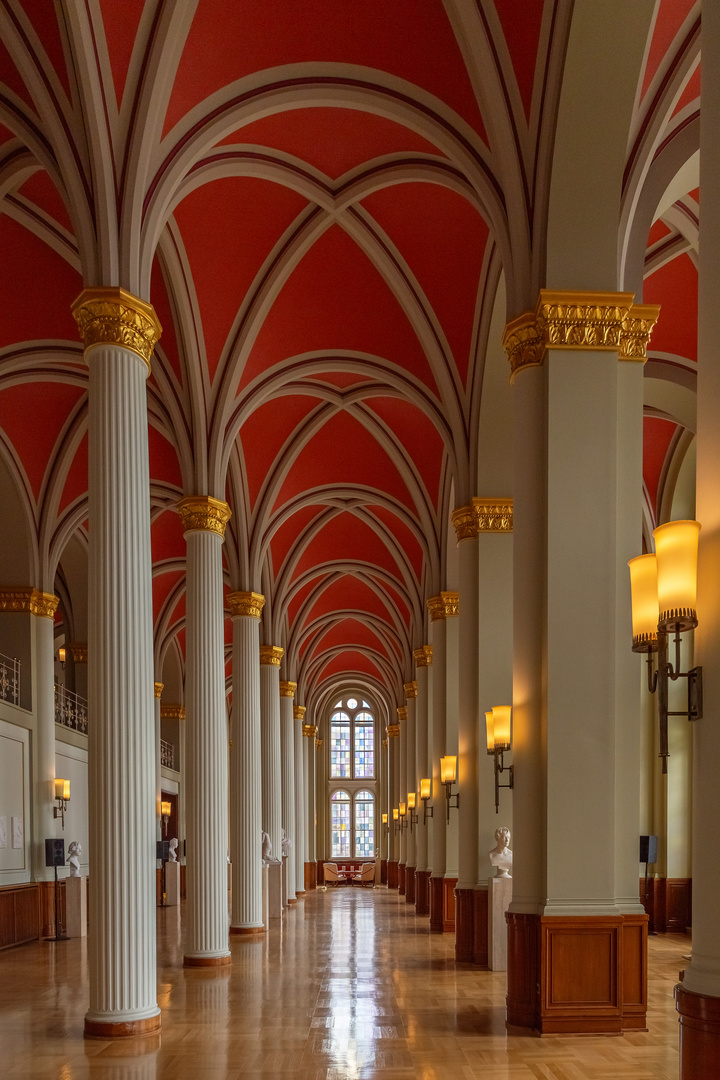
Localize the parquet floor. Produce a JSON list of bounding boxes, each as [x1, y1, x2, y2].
[[0, 886, 684, 1078]]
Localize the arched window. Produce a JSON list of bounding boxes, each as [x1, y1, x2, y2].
[[331, 791, 351, 857], [354, 790, 374, 857], [330, 711, 351, 777], [329, 701, 374, 780], [354, 711, 374, 778]]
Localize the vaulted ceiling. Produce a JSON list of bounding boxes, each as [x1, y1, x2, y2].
[[0, 0, 701, 709]]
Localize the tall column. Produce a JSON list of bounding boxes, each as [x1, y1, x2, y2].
[[414, 647, 432, 914], [404, 683, 417, 905], [32, 594, 59, 884], [303, 720, 317, 883], [397, 704, 407, 895], [386, 722, 399, 886], [380, 737, 389, 871], [260, 647, 283, 865], [294, 705, 306, 896], [315, 736, 325, 860], [178, 495, 232, 967], [73, 288, 161, 1036], [677, 2, 720, 1070], [279, 680, 297, 905], [427, 593, 458, 931], [228, 592, 265, 934], [154, 683, 163, 855]]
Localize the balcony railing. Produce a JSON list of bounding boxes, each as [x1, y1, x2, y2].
[[161, 739, 175, 770], [0, 653, 19, 705], [54, 684, 88, 735]]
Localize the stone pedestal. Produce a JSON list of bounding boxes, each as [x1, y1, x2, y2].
[[267, 861, 282, 918], [282, 856, 288, 907], [165, 862, 180, 907], [262, 864, 269, 928], [66, 876, 87, 938], [488, 875, 512, 971]]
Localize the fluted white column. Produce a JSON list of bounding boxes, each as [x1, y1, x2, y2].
[[279, 681, 297, 904], [388, 724, 399, 869], [427, 593, 458, 930], [404, 683, 417, 903], [304, 724, 317, 868], [294, 705, 306, 896], [398, 704, 408, 891], [154, 683, 163, 855], [34, 597, 59, 882], [260, 647, 283, 864], [178, 496, 231, 966], [228, 592, 265, 933], [414, 647, 432, 912], [73, 287, 161, 1036]]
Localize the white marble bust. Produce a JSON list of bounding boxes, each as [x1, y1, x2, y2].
[[67, 841, 81, 877], [488, 826, 513, 877], [281, 828, 292, 857], [169, 837, 178, 862], [262, 830, 273, 864]]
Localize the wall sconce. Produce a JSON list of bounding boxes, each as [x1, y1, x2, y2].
[[440, 755, 459, 823], [485, 707, 514, 814], [57, 646, 66, 669], [54, 778, 70, 828], [392, 807, 400, 833], [629, 519, 703, 774], [382, 813, 388, 827], [420, 777, 433, 823], [161, 800, 171, 834], [407, 792, 418, 831], [399, 801, 408, 830]]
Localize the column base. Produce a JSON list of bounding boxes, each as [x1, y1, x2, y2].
[[287, 897, 298, 905], [388, 861, 398, 888], [398, 863, 406, 896], [676, 983, 720, 1078], [295, 890, 306, 899], [430, 875, 444, 931], [506, 912, 648, 1034], [84, 1012, 161, 1039], [455, 886, 488, 965], [443, 877, 457, 933], [183, 954, 232, 967], [230, 925, 265, 935], [405, 865, 416, 904], [304, 863, 316, 890], [415, 870, 430, 915]]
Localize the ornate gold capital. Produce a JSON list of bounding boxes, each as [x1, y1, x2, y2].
[[382, 738, 388, 749], [161, 704, 185, 720], [259, 645, 283, 666], [397, 706, 407, 722], [473, 497, 513, 532], [413, 645, 433, 667], [427, 592, 459, 621], [154, 681, 164, 699], [504, 290, 639, 382], [71, 287, 162, 372], [227, 590, 265, 619], [404, 681, 418, 699], [294, 705, 306, 721], [386, 724, 400, 739], [70, 643, 88, 663], [315, 738, 323, 749], [451, 505, 479, 542], [279, 680, 296, 698], [0, 587, 59, 618], [620, 303, 661, 361], [303, 724, 317, 738], [177, 495, 231, 538]]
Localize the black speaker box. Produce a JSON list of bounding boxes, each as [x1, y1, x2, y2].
[[157, 840, 170, 862], [45, 838, 65, 867], [639, 835, 658, 864]]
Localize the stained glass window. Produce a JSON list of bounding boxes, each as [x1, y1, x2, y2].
[[354, 790, 374, 857], [354, 712, 374, 778], [331, 790, 351, 857], [330, 711, 351, 777]]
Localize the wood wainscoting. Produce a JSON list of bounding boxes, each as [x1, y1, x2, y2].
[[455, 886, 489, 965], [676, 982, 720, 1079], [430, 876, 444, 931], [405, 865, 416, 904], [304, 862, 317, 891], [415, 869, 430, 915], [381, 859, 387, 884], [398, 863, 406, 896], [641, 877, 692, 934], [387, 861, 398, 888], [39, 880, 66, 939], [506, 912, 648, 1035], [1, 883, 41, 949], [442, 876, 457, 933]]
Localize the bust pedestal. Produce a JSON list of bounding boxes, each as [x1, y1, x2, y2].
[[488, 875, 512, 971], [267, 861, 282, 918], [165, 861, 180, 906], [66, 875, 87, 938]]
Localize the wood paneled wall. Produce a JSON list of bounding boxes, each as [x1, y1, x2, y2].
[[0, 883, 40, 948]]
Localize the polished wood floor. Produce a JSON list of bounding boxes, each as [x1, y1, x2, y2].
[[1, 886, 684, 1078]]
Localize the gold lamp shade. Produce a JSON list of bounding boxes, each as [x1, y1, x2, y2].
[[399, 801, 406, 817], [392, 808, 399, 821], [382, 813, 388, 824], [407, 792, 416, 809], [485, 710, 495, 753], [161, 800, 171, 818], [54, 778, 70, 801], [420, 777, 431, 800], [653, 519, 701, 631], [58, 646, 66, 664], [628, 553, 659, 652], [491, 706, 512, 750], [440, 755, 457, 785]]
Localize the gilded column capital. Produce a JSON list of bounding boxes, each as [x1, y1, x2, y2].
[[227, 590, 265, 619], [279, 680, 296, 698], [413, 645, 433, 667], [404, 681, 418, 699], [294, 705, 306, 721], [620, 303, 661, 361], [154, 682, 164, 699], [382, 738, 388, 749], [303, 724, 317, 738], [177, 495, 231, 539], [315, 738, 323, 749], [259, 645, 283, 666], [71, 287, 162, 372], [503, 290, 639, 382], [473, 497, 513, 532], [160, 704, 185, 720], [426, 592, 459, 621], [70, 643, 88, 663], [397, 706, 407, 722], [451, 505, 479, 542], [0, 587, 59, 618], [386, 724, 400, 739]]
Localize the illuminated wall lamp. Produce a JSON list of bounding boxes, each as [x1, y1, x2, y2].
[[392, 807, 400, 833], [485, 707, 514, 814], [399, 801, 408, 830], [57, 646, 66, 669], [407, 791, 418, 831], [420, 777, 433, 823], [440, 755, 459, 823], [628, 519, 703, 774], [382, 812, 388, 827], [161, 800, 172, 835], [54, 778, 70, 828]]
